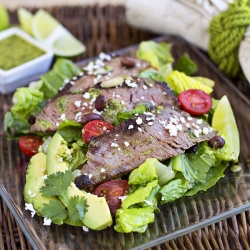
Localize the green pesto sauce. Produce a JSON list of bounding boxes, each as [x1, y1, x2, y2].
[[0, 35, 45, 71], [37, 119, 53, 130], [56, 97, 68, 113]]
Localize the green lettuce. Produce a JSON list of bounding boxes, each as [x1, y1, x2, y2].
[[4, 88, 45, 136], [159, 178, 190, 204], [136, 41, 174, 69], [175, 53, 198, 76], [114, 207, 154, 233], [185, 161, 228, 196]]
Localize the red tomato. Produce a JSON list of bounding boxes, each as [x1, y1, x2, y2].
[[178, 89, 212, 115], [94, 180, 129, 216], [82, 120, 114, 144], [19, 135, 43, 157]]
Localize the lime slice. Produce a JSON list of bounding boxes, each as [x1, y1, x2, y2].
[[212, 95, 239, 162], [0, 3, 9, 31], [52, 33, 86, 57], [32, 9, 59, 40], [17, 8, 33, 35]]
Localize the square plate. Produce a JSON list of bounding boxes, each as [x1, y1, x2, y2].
[[0, 36, 250, 250]]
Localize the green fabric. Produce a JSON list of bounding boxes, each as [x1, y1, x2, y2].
[[208, 0, 250, 77]]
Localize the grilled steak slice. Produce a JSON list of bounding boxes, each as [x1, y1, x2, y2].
[[77, 105, 217, 190], [59, 55, 150, 95], [30, 77, 178, 133]]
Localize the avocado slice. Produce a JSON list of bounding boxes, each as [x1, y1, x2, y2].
[[24, 152, 64, 225], [46, 133, 113, 230]]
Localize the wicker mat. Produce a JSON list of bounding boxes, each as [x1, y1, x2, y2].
[[1, 5, 250, 250]]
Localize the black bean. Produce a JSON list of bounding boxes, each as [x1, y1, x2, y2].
[[208, 135, 225, 149], [120, 57, 135, 68], [95, 95, 107, 111], [185, 144, 198, 154], [28, 115, 36, 124], [80, 113, 102, 124]]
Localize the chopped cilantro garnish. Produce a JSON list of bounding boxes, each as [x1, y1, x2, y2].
[[67, 196, 88, 223], [42, 200, 67, 224], [40, 170, 74, 206]]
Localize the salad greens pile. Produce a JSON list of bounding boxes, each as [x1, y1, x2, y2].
[[4, 40, 239, 233], [4, 58, 81, 138]]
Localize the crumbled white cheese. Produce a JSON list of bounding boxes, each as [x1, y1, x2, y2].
[[125, 79, 138, 88], [142, 85, 147, 90], [83, 92, 90, 99], [136, 117, 143, 125], [64, 79, 70, 84], [59, 114, 66, 121], [43, 218, 52, 226], [79, 72, 84, 76], [196, 119, 203, 124], [75, 100, 81, 107], [128, 125, 134, 130], [82, 226, 89, 232], [99, 52, 111, 61], [140, 96, 145, 100], [148, 122, 153, 126], [111, 143, 119, 147], [124, 141, 130, 147], [89, 174, 93, 179], [187, 117, 193, 121], [42, 175, 47, 179], [25, 203, 36, 217], [202, 127, 209, 135], [180, 117, 186, 123], [70, 81, 75, 85], [194, 130, 200, 137], [101, 168, 105, 173], [92, 109, 103, 115], [138, 127, 143, 132]]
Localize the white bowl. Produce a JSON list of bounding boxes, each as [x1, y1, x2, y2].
[[0, 27, 54, 94]]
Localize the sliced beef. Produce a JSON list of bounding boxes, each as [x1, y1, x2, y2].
[[58, 56, 150, 95], [77, 106, 217, 190], [30, 77, 178, 133]]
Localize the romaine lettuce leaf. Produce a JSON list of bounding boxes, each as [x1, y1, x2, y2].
[[185, 161, 228, 196], [166, 70, 213, 94], [136, 41, 174, 69], [175, 53, 198, 76], [122, 180, 159, 209], [159, 179, 190, 204], [114, 207, 154, 233]]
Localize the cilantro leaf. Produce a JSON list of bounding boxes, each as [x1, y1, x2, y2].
[[40, 170, 74, 205], [67, 196, 88, 223], [41, 200, 67, 225]]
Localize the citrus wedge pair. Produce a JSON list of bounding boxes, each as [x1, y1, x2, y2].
[[18, 8, 85, 57]]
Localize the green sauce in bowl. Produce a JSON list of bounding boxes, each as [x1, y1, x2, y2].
[[0, 35, 45, 71]]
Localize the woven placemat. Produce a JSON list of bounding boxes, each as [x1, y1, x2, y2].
[[1, 5, 250, 250]]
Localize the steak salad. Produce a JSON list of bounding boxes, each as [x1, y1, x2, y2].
[[4, 41, 240, 233]]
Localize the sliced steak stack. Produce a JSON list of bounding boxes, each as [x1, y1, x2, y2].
[[76, 106, 217, 190], [30, 77, 176, 133], [58, 55, 150, 95]]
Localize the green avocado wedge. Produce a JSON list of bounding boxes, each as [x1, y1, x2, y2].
[[46, 133, 113, 230], [24, 152, 64, 225]]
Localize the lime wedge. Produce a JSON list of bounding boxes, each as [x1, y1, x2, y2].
[[32, 9, 59, 40], [17, 8, 33, 35], [52, 33, 86, 57], [0, 3, 9, 31], [212, 95, 239, 162]]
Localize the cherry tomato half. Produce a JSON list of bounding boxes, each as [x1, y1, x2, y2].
[[178, 89, 212, 116], [19, 135, 43, 157], [82, 120, 114, 144], [94, 180, 129, 216]]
